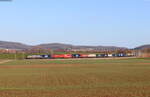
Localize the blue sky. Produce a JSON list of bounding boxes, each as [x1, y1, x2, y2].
[[0, 0, 150, 48]]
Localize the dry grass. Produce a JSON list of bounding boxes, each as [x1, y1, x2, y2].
[[0, 58, 150, 97]]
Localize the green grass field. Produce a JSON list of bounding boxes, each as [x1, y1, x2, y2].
[[0, 58, 150, 97]]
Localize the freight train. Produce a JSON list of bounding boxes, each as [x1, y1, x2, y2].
[[26, 53, 133, 59]]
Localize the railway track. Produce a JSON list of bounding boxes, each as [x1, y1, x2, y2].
[[34, 57, 137, 61]]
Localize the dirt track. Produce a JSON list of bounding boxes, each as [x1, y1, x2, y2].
[[0, 60, 12, 64]]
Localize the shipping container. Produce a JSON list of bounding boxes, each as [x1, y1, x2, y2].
[[27, 55, 43, 59], [97, 54, 108, 57], [52, 54, 64, 58], [41, 55, 51, 59], [105, 54, 108, 57], [108, 54, 113, 57], [100, 54, 106, 57], [72, 54, 80, 58], [52, 54, 72, 58], [63, 54, 72, 58], [96, 54, 102, 58], [112, 54, 117, 57], [117, 53, 126, 57], [126, 53, 134, 57], [80, 54, 88, 58], [87, 54, 96, 58]]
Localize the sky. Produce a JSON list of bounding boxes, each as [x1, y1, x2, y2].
[[0, 0, 150, 48]]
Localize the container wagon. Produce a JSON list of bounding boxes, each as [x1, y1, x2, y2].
[[52, 54, 72, 59], [97, 54, 107, 58], [96, 54, 102, 58], [72, 54, 80, 58], [108, 54, 113, 57], [41, 55, 51, 59], [52, 54, 64, 59], [117, 53, 126, 57], [27, 55, 43, 59], [87, 54, 96, 58], [80, 54, 89, 58], [63, 54, 72, 58]]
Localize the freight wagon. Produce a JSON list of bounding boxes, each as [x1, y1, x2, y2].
[[96, 54, 108, 58], [72, 54, 80, 58], [117, 53, 126, 57], [63, 54, 72, 58], [112, 53, 126, 57], [88, 54, 97, 58], [26, 55, 51, 59], [52, 54, 72, 59], [80, 54, 88, 58], [52, 54, 64, 58], [26, 53, 133, 59], [26, 55, 42, 59], [108, 54, 113, 57], [41, 55, 51, 59]]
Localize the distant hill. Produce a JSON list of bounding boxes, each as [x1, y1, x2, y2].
[[75, 45, 126, 51], [36, 43, 73, 50], [36, 43, 127, 51], [0, 40, 127, 51], [0, 41, 32, 50], [135, 44, 150, 50]]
